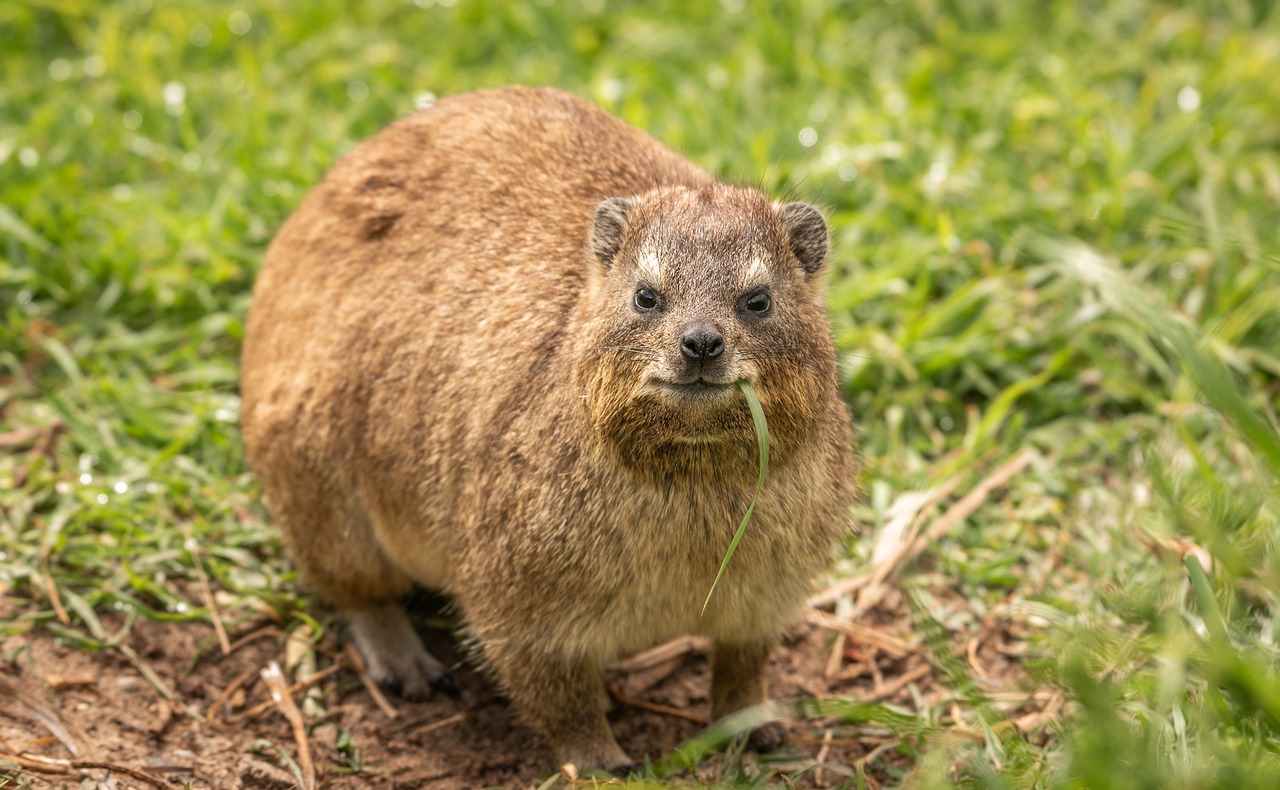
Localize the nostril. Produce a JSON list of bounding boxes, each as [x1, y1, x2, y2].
[[680, 334, 703, 360], [705, 333, 724, 359]]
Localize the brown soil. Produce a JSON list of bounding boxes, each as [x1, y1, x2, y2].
[[0, 590, 1028, 789]]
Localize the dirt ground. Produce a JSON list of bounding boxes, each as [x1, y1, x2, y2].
[[0, 589, 1033, 789]]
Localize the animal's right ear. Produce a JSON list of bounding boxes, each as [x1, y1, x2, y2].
[[591, 197, 632, 269]]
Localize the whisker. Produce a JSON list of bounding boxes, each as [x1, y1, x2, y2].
[[576, 345, 660, 358]]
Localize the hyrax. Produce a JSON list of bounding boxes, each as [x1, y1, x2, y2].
[[241, 86, 856, 770]]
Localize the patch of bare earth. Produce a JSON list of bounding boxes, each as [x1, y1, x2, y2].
[[0, 586, 1052, 790]]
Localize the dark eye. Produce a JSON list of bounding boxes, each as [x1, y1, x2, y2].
[[634, 287, 658, 312], [743, 291, 772, 314]]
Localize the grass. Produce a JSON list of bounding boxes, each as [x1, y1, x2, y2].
[[2, 0, 1279, 787], [703, 380, 770, 613]]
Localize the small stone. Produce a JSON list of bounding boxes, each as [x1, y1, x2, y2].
[[116, 675, 142, 692]]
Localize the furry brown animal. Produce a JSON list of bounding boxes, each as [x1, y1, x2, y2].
[[240, 86, 857, 771]]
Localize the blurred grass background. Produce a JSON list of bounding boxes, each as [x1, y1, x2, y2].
[[2, 0, 1279, 786]]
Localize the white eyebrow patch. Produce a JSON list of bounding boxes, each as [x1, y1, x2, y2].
[[636, 249, 662, 284], [741, 256, 771, 288]]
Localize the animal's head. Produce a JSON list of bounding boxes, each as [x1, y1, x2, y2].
[[578, 184, 838, 473]]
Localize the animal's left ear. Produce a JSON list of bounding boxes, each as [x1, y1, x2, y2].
[[775, 202, 828, 277]]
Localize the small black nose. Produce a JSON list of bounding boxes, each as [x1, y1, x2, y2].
[[680, 323, 725, 362]]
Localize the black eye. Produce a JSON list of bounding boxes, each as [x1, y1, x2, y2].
[[744, 291, 772, 314], [634, 287, 658, 312]]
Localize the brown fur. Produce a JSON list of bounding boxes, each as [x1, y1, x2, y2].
[[240, 86, 857, 770]]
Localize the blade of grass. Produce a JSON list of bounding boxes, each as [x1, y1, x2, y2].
[[702, 380, 769, 614]]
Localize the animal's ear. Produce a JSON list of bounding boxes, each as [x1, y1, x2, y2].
[[591, 197, 632, 269], [775, 202, 829, 277]]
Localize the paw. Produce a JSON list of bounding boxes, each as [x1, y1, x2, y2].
[[366, 646, 448, 701], [747, 721, 787, 753], [347, 605, 449, 700]]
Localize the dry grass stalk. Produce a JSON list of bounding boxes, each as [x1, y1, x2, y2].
[[0, 752, 168, 788], [260, 661, 317, 790], [913, 450, 1035, 550], [39, 566, 70, 626], [405, 711, 468, 740], [343, 642, 399, 719], [226, 624, 284, 655], [206, 667, 256, 727], [607, 684, 711, 725], [865, 662, 931, 702], [808, 477, 960, 610], [0, 675, 87, 758], [180, 522, 232, 656], [0, 425, 43, 449], [804, 609, 915, 659], [227, 662, 344, 724], [813, 727, 834, 787]]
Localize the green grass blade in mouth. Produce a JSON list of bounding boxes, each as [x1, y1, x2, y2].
[[702, 380, 769, 614]]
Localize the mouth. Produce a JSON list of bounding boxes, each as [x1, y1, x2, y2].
[[650, 378, 736, 400]]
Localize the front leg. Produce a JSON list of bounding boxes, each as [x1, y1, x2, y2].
[[489, 641, 632, 771], [712, 637, 786, 753]]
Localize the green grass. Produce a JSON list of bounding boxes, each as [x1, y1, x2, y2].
[[3, 0, 1280, 787], [703, 380, 770, 613]]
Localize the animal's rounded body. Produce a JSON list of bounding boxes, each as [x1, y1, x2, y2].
[[241, 86, 856, 769]]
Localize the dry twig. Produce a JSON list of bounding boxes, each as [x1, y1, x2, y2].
[[0, 675, 87, 758], [227, 624, 284, 655], [405, 711, 468, 740], [343, 642, 399, 719], [823, 629, 846, 682], [261, 662, 317, 790], [11, 421, 66, 486], [913, 450, 1035, 551], [810, 451, 1035, 620], [813, 728, 834, 788], [607, 685, 710, 726], [0, 752, 168, 788], [809, 477, 960, 610], [854, 740, 900, 785], [865, 662, 931, 702], [0, 425, 43, 450], [71, 760, 170, 788], [39, 567, 70, 626], [180, 522, 232, 656], [861, 451, 1034, 617], [805, 609, 915, 659], [227, 662, 344, 724], [207, 667, 257, 727]]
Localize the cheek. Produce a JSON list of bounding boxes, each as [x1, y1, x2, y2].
[[744, 305, 833, 376], [602, 313, 666, 352], [735, 311, 793, 356]]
